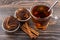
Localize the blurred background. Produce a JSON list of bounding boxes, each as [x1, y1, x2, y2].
[[0, 0, 58, 5]]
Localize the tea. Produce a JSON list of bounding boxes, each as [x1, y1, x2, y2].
[[31, 5, 51, 30], [32, 5, 51, 18]]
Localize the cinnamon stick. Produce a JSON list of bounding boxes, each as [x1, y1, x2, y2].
[[21, 26, 33, 38], [24, 22, 37, 38], [29, 27, 39, 36], [21, 23, 37, 39], [21, 22, 39, 39], [24, 22, 39, 36]]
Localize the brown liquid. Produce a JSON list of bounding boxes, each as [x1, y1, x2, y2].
[[31, 5, 51, 30], [32, 5, 51, 18]]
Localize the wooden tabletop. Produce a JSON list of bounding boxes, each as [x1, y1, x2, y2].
[[0, 1, 60, 40]]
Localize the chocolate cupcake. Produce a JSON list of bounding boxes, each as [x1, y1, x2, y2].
[[15, 8, 31, 22], [2, 16, 20, 32]]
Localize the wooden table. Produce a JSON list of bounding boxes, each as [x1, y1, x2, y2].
[[0, 1, 60, 40]]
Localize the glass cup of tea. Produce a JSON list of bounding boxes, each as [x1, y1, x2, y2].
[[30, 2, 53, 30]]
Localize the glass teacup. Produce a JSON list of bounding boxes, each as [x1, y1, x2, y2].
[[30, 2, 53, 30]]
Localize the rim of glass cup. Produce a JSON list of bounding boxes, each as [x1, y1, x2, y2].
[[2, 21, 20, 32], [14, 8, 31, 22], [30, 2, 53, 20]]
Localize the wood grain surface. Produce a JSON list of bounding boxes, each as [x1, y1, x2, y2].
[[0, 1, 60, 40]]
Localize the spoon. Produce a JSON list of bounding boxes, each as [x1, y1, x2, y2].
[[48, 0, 58, 12]]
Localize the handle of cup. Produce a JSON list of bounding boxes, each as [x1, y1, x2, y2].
[[49, 15, 58, 25]]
